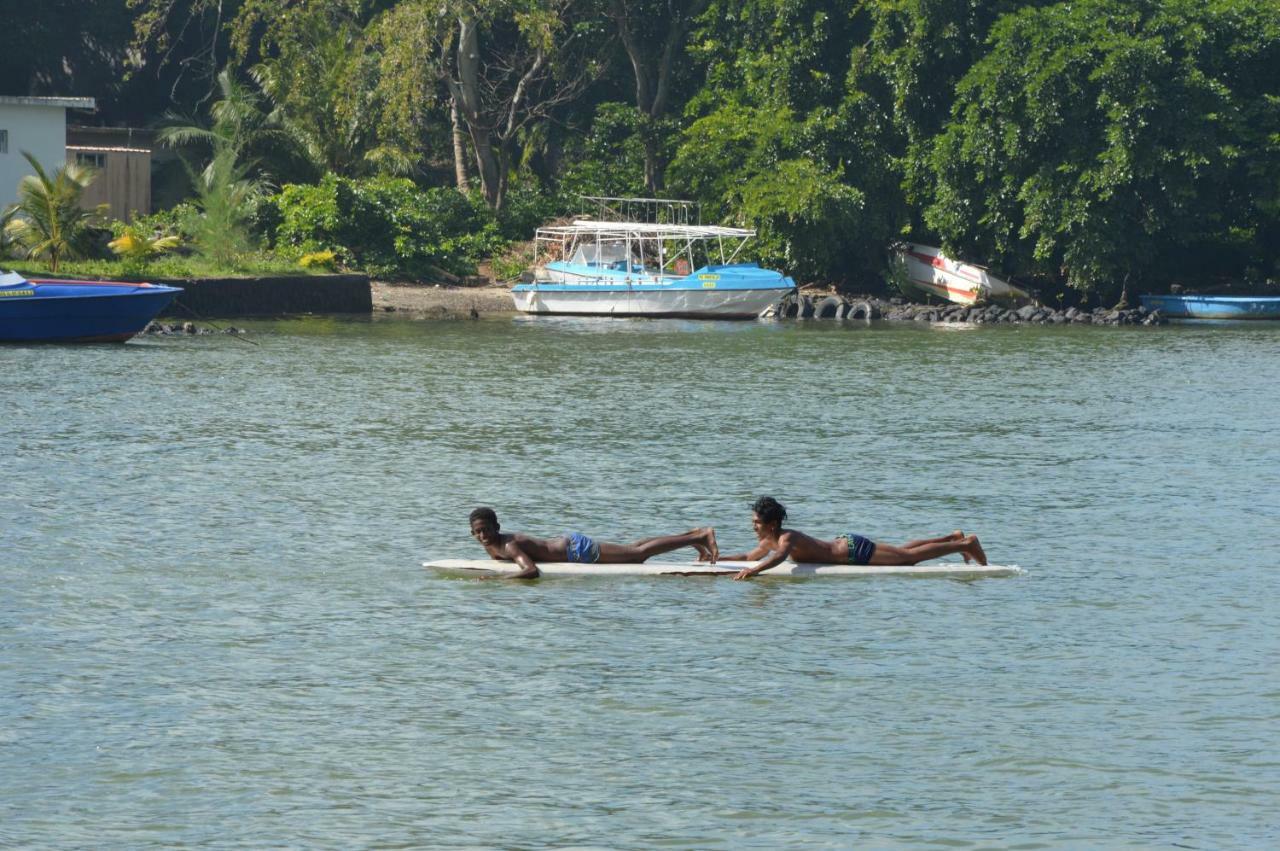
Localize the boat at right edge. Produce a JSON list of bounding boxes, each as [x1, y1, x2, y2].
[[1137, 293, 1280, 320], [894, 243, 1031, 306]]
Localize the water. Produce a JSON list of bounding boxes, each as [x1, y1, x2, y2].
[[3, 317, 1278, 848]]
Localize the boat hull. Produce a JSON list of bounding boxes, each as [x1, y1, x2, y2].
[[512, 263, 794, 319], [510, 285, 790, 318], [0, 277, 183, 342], [1138, 294, 1280, 320], [897, 244, 1029, 306]]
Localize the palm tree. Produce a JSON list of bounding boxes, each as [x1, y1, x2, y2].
[[3, 152, 105, 273], [158, 68, 320, 186]]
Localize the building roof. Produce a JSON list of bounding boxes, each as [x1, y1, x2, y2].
[[0, 96, 96, 109], [67, 144, 151, 154]]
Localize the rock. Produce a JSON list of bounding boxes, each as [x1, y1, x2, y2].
[[1073, 313, 1093, 324], [1065, 307, 1079, 320], [1016, 304, 1039, 321]]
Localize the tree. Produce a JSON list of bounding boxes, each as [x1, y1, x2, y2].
[[127, 0, 246, 105], [923, 0, 1280, 296], [4, 152, 106, 274], [183, 142, 268, 264], [367, 0, 599, 209], [235, 1, 415, 179], [604, 0, 711, 191], [670, 1, 902, 284], [157, 68, 318, 185]]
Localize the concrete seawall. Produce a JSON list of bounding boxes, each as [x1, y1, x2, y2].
[[158, 274, 372, 318]]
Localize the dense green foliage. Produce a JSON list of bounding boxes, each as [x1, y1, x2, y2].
[[5, 0, 1278, 295], [265, 175, 507, 279], [924, 0, 1280, 293]]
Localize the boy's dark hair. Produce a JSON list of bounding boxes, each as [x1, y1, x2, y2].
[[752, 495, 786, 526], [469, 506, 499, 529]]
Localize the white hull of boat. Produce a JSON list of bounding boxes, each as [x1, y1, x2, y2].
[[899, 244, 1029, 306], [424, 559, 1021, 579], [510, 287, 788, 318]]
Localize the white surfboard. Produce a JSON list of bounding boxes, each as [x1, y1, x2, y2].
[[423, 559, 1021, 579]]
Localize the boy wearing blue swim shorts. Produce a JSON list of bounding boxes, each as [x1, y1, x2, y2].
[[468, 507, 719, 579], [721, 496, 987, 580]]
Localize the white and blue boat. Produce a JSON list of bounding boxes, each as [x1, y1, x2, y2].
[[511, 198, 795, 318], [1138, 293, 1280, 320]]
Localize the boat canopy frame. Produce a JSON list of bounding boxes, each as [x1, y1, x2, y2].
[[534, 220, 757, 281]]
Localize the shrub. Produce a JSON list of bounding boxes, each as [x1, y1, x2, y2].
[[108, 223, 182, 276], [271, 175, 508, 280], [299, 249, 338, 270], [496, 177, 565, 241]]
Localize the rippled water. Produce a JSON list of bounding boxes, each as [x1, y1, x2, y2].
[[3, 316, 1278, 847]]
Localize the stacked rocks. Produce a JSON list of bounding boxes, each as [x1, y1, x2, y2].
[[763, 296, 1166, 326], [141, 321, 246, 336]]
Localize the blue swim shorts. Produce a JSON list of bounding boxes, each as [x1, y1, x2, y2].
[[564, 532, 600, 564], [840, 533, 876, 566]]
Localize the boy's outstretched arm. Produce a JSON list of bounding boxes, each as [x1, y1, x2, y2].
[[734, 534, 792, 580], [502, 540, 541, 579]]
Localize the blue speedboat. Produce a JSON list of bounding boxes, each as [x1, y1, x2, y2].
[[0, 271, 183, 342], [1138, 293, 1280, 320]]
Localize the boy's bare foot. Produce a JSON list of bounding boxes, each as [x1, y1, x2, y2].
[[966, 535, 988, 566], [703, 527, 719, 563]]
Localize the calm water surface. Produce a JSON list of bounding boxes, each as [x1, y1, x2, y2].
[[3, 317, 1278, 848]]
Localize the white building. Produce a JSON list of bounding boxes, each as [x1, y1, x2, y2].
[[0, 96, 96, 211]]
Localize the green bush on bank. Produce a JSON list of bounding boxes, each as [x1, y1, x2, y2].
[[261, 175, 509, 280]]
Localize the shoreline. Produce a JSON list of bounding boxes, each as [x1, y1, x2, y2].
[[372, 281, 516, 318], [370, 282, 1168, 326]]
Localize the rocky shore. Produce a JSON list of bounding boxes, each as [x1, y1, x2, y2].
[[769, 294, 1169, 326], [139, 281, 1169, 327]]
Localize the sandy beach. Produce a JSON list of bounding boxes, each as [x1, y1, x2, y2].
[[371, 281, 516, 318]]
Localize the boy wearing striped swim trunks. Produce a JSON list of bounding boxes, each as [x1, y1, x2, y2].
[[721, 496, 987, 581], [468, 507, 719, 579]]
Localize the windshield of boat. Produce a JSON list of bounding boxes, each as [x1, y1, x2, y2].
[[569, 241, 630, 267]]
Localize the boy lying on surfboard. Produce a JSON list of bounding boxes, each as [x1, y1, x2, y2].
[[720, 496, 987, 580], [468, 507, 719, 579]]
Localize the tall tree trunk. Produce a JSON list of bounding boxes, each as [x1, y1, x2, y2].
[[452, 16, 502, 207], [608, 0, 710, 195], [450, 96, 470, 191]]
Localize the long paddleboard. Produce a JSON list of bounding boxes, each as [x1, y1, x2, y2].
[[423, 559, 1021, 579]]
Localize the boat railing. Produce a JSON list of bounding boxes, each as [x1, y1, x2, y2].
[[578, 195, 700, 226]]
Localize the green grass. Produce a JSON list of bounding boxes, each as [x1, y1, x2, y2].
[[5, 252, 316, 281]]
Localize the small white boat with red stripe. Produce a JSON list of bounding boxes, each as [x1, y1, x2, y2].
[[895, 243, 1030, 306]]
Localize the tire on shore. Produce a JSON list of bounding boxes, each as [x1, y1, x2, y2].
[[815, 295, 844, 319], [847, 300, 876, 321]]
